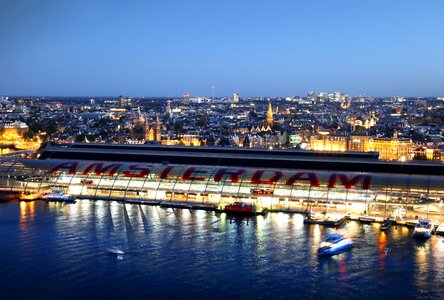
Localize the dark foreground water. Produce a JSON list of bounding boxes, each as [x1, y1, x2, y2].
[[1, 200, 443, 299]]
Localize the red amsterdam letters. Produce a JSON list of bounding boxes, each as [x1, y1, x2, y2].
[[48, 162, 371, 190]]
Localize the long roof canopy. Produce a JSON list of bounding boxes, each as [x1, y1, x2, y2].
[[0, 158, 443, 194]]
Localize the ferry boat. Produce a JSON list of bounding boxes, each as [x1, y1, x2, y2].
[[413, 219, 433, 239], [304, 213, 345, 227], [380, 219, 393, 231], [46, 190, 76, 202], [224, 201, 267, 216], [0, 191, 20, 201], [19, 191, 43, 202], [318, 233, 353, 256], [359, 215, 376, 223]]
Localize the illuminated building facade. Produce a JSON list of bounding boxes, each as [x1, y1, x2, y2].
[[0, 121, 40, 153], [1, 158, 443, 216], [309, 135, 413, 161], [309, 135, 347, 152]]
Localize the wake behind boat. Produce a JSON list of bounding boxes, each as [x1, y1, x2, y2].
[[318, 233, 353, 256], [413, 219, 433, 239], [46, 190, 76, 202]]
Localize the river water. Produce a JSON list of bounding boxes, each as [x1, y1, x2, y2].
[[0, 200, 443, 299]]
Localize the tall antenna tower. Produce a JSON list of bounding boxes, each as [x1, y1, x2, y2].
[[211, 85, 215, 101]]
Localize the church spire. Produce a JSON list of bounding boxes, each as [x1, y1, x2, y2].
[[266, 101, 273, 125]]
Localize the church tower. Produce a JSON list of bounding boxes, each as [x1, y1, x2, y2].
[[266, 101, 273, 126], [155, 116, 161, 142]]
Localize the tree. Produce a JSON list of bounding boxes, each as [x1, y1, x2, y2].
[[75, 134, 86, 142], [46, 121, 57, 135], [23, 130, 36, 140], [174, 121, 184, 132]]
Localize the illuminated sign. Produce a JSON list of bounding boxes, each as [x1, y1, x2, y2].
[[48, 162, 372, 190]]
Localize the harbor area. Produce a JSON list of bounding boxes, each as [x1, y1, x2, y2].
[[2, 187, 444, 234]]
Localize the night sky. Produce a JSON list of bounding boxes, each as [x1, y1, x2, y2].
[[1, 0, 443, 97]]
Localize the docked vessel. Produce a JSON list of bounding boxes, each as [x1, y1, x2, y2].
[[304, 213, 345, 227], [46, 190, 76, 202], [413, 219, 433, 239], [380, 219, 393, 231], [359, 215, 376, 223], [19, 191, 43, 202], [318, 233, 353, 256], [0, 191, 20, 202], [224, 201, 267, 216]]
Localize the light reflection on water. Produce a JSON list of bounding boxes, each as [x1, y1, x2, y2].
[[2, 199, 444, 299]]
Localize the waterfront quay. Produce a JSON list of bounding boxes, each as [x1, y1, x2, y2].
[[1, 144, 444, 230]]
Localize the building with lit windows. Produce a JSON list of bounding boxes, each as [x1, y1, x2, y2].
[[0, 143, 443, 219], [309, 135, 413, 161]]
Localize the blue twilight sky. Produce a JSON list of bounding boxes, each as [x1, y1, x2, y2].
[[0, 0, 443, 97]]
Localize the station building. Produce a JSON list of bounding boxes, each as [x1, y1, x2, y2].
[[1, 143, 444, 217]]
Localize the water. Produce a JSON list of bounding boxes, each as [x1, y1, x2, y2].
[[1, 200, 443, 299]]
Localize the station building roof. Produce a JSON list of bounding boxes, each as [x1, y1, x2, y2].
[[37, 143, 444, 177]]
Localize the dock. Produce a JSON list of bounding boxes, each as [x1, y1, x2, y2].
[[435, 224, 444, 236], [303, 213, 346, 227]]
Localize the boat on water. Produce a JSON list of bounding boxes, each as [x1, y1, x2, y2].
[[46, 190, 76, 202], [107, 247, 125, 260], [19, 191, 43, 201], [318, 233, 353, 256], [359, 215, 376, 223], [107, 247, 125, 255], [0, 191, 20, 202], [304, 213, 345, 227], [413, 219, 433, 239], [224, 201, 267, 216], [381, 219, 393, 231]]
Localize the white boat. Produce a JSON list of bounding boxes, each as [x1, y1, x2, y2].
[[107, 247, 125, 260], [46, 190, 76, 202], [413, 219, 433, 239], [107, 247, 125, 255], [318, 233, 353, 256]]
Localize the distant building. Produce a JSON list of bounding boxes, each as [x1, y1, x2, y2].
[[310, 135, 348, 152], [233, 93, 239, 103], [0, 121, 29, 136], [309, 134, 413, 161], [165, 100, 173, 119], [119, 95, 132, 108], [183, 93, 190, 105]]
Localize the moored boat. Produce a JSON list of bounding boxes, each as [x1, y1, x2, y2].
[[359, 215, 376, 223], [304, 213, 345, 226], [318, 233, 353, 256], [46, 190, 76, 202], [224, 201, 267, 216], [381, 219, 393, 231], [0, 191, 20, 202], [413, 219, 433, 239], [19, 191, 43, 202]]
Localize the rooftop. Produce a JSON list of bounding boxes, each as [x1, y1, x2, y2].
[[37, 143, 444, 176]]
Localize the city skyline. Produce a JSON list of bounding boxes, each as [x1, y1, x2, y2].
[[1, 0, 444, 97]]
